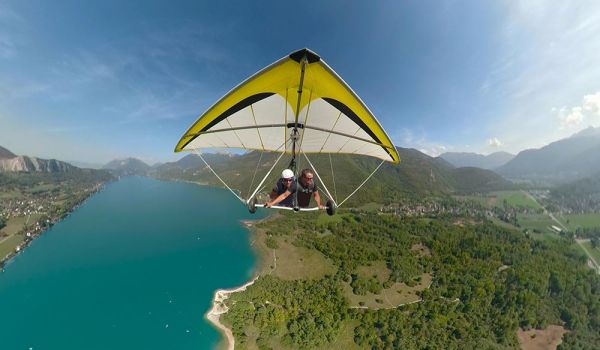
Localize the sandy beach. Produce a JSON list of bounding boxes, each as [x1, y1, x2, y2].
[[205, 276, 259, 350]]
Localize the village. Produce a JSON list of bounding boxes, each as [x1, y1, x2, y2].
[[0, 181, 106, 267]]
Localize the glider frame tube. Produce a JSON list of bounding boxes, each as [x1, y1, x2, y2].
[[185, 124, 396, 152], [254, 204, 321, 212]]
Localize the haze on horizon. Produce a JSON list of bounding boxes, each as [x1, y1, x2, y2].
[[1, 1, 600, 165]]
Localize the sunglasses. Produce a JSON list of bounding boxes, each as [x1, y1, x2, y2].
[[284, 178, 293, 182]]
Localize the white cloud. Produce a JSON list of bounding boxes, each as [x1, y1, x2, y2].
[[418, 145, 447, 157], [583, 91, 600, 115], [560, 106, 584, 128], [396, 128, 449, 157], [556, 91, 600, 129], [478, 2, 600, 154], [487, 137, 503, 148]]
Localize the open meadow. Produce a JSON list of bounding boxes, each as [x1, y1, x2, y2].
[[0, 214, 43, 260], [560, 213, 600, 231]]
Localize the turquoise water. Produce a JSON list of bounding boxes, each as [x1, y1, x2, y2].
[[0, 176, 264, 349]]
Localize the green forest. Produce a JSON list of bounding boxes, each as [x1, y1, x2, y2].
[[223, 212, 600, 349]]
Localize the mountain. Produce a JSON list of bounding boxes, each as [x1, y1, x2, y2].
[[0, 155, 76, 172], [0, 146, 16, 159], [0, 145, 85, 173], [448, 167, 514, 193], [159, 153, 233, 171], [67, 160, 104, 169], [439, 151, 514, 169], [148, 153, 234, 179], [151, 147, 513, 205], [496, 126, 600, 183], [570, 126, 600, 138], [103, 158, 151, 176]]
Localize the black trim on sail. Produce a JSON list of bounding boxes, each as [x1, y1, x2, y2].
[[181, 92, 274, 150], [289, 48, 321, 64], [322, 97, 394, 160]]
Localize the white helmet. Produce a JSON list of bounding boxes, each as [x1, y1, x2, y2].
[[281, 169, 294, 179]]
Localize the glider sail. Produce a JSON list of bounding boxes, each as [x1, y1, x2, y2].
[[175, 48, 399, 163], [175, 48, 400, 213]]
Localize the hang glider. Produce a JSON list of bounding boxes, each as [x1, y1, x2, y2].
[[175, 48, 400, 215]]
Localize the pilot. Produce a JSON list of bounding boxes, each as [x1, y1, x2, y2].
[[296, 168, 324, 209], [264, 169, 297, 208]]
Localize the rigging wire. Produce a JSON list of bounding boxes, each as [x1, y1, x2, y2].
[[302, 152, 337, 206], [192, 149, 244, 203], [246, 150, 264, 200], [329, 153, 338, 204], [247, 140, 289, 203], [337, 159, 385, 208]]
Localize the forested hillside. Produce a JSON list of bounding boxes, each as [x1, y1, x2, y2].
[[223, 213, 600, 349]]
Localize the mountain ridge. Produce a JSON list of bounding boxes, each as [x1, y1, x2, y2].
[[0, 155, 77, 173], [496, 126, 600, 183], [103, 158, 151, 176], [0, 145, 16, 159], [151, 147, 513, 204], [439, 151, 514, 169]]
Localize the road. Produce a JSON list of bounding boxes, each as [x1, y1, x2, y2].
[[521, 190, 600, 274], [576, 239, 600, 273]]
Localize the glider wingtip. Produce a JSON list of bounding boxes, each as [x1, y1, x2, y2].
[[289, 48, 321, 63]]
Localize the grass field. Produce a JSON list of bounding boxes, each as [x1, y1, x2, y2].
[[491, 213, 567, 242], [24, 183, 59, 194], [355, 260, 390, 282], [0, 214, 43, 261], [254, 230, 337, 280], [517, 214, 558, 233], [342, 273, 431, 309], [455, 191, 541, 210], [490, 191, 541, 209], [0, 190, 22, 199], [561, 213, 600, 231], [517, 325, 567, 350], [342, 260, 431, 309], [0, 233, 26, 260], [0, 215, 43, 236]]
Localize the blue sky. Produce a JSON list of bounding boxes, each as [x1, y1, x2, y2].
[[1, 1, 600, 164]]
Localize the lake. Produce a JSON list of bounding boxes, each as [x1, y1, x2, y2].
[[0, 176, 263, 349]]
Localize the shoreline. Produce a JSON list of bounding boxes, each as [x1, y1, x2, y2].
[[205, 276, 260, 350], [175, 178, 276, 349], [1, 182, 108, 268], [205, 215, 276, 350]]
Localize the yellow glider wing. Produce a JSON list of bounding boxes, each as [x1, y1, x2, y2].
[[175, 48, 399, 164]]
